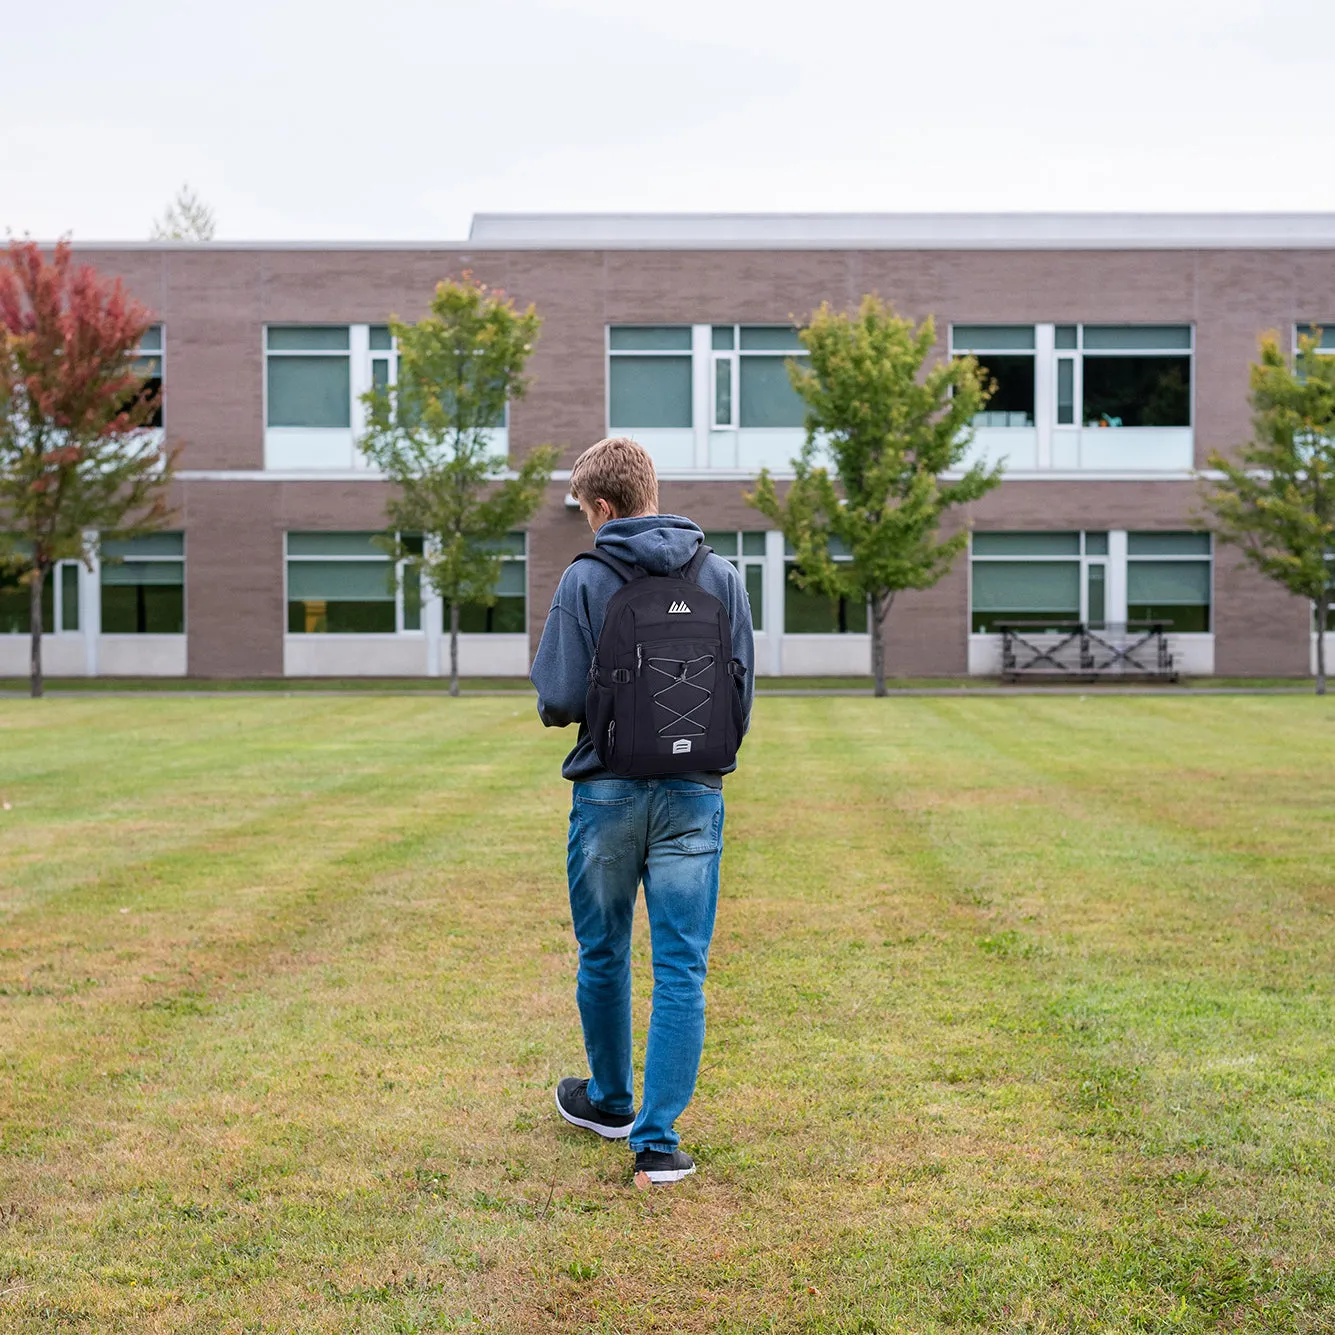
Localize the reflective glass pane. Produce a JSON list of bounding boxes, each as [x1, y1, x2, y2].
[[1128, 559, 1210, 605], [402, 564, 421, 630], [973, 354, 1034, 427], [267, 326, 350, 351], [1056, 358, 1075, 425], [783, 564, 866, 633], [739, 326, 804, 351], [288, 600, 395, 634], [495, 561, 526, 596], [369, 325, 393, 350], [1055, 325, 1077, 349], [712, 326, 735, 350], [739, 357, 804, 428], [287, 559, 394, 601], [745, 562, 764, 630], [1127, 532, 1211, 556], [0, 568, 53, 634], [372, 358, 389, 389], [61, 563, 80, 631], [101, 584, 184, 633], [971, 531, 1080, 557], [139, 325, 163, 352], [1083, 356, 1190, 427], [457, 596, 526, 633], [608, 326, 692, 351], [1082, 325, 1191, 350], [714, 358, 732, 426], [267, 357, 351, 428], [1084, 531, 1109, 555], [742, 532, 767, 556], [608, 356, 692, 428], [288, 532, 384, 557], [480, 531, 526, 556], [1296, 324, 1335, 349], [951, 325, 1035, 351], [1086, 564, 1106, 627]]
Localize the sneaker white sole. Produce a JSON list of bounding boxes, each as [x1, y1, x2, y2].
[[554, 1087, 635, 1139], [635, 1163, 696, 1185]]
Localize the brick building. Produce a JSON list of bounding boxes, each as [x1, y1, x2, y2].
[[3, 212, 1333, 679]]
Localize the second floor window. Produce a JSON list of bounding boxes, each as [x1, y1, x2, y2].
[[1059, 325, 1192, 428], [608, 326, 693, 429], [712, 327, 807, 430], [950, 326, 1035, 428], [267, 326, 353, 429], [133, 325, 164, 429]]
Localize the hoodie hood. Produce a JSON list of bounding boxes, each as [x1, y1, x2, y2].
[[594, 514, 703, 576]]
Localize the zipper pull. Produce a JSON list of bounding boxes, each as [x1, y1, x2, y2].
[[636, 643, 643, 675], [607, 719, 616, 755]]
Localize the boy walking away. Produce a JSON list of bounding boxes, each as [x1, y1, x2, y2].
[[531, 437, 755, 1185]]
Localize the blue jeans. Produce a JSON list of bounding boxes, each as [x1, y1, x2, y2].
[[567, 778, 723, 1153]]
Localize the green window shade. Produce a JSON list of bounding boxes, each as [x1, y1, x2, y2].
[[1127, 560, 1211, 605], [369, 325, 393, 350], [287, 532, 383, 557], [1055, 325, 1078, 349], [1084, 531, 1109, 555], [1057, 358, 1075, 425], [609, 357, 692, 428], [402, 565, 421, 631], [1127, 531, 1210, 556], [268, 357, 351, 427], [101, 560, 183, 588], [742, 532, 766, 556], [745, 563, 764, 630], [714, 358, 732, 425], [372, 358, 389, 389], [102, 532, 184, 559], [481, 532, 526, 556], [61, 563, 79, 630], [495, 561, 525, 596], [288, 560, 394, 601], [1296, 325, 1335, 350], [712, 326, 735, 350], [951, 325, 1035, 350], [608, 327, 691, 351], [1087, 564, 1106, 627], [702, 531, 740, 557], [739, 357, 804, 428], [972, 532, 1080, 557], [783, 536, 853, 558], [267, 326, 350, 351], [739, 326, 804, 351], [1082, 325, 1191, 350], [972, 562, 1080, 613]]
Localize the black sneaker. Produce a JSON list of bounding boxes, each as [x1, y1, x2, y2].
[[554, 1077, 636, 1140], [633, 1148, 696, 1185]]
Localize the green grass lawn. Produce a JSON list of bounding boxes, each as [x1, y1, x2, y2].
[[1, 697, 1333, 1333]]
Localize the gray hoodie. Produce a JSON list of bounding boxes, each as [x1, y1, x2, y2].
[[530, 514, 756, 784]]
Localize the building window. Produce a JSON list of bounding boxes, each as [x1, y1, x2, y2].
[[100, 533, 185, 634], [712, 326, 807, 429], [608, 327, 693, 429], [1059, 325, 1192, 429], [1127, 532, 1211, 632], [285, 531, 420, 634], [950, 326, 1036, 427], [702, 531, 766, 630], [266, 326, 352, 428], [970, 532, 1085, 633], [0, 551, 80, 634], [133, 325, 164, 429], [784, 537, 867, 634], [456, 532, 527, 633]]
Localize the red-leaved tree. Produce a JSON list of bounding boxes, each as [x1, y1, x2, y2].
[[0, 240, 176, 697]]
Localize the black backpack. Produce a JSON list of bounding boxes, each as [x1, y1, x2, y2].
[[576, 544, 747, 778]]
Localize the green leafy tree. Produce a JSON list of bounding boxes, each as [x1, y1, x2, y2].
[[0, 240, 174, 698], [747, 296, 1002, 696], [151, 184, 216, 241], [1201, 330, 1335, 695], [360, 274, 557, 695]]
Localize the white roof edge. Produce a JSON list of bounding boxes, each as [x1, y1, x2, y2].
[[469, 211, 1335, 249]]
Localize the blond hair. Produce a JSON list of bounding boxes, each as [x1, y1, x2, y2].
[[568, 437, 659, 517]]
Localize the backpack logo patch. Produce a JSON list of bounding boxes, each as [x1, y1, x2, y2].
[[672, 738, 692, 754], [667, 600, 692, 614]]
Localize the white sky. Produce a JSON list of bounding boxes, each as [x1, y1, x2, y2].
[[3, 0, 1334, 241]]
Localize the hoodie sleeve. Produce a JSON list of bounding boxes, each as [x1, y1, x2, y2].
[[530, 570, 595, 728]]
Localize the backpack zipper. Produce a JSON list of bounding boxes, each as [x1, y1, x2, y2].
[[635, 643, 643, 675], [607, 719, 616, 756]]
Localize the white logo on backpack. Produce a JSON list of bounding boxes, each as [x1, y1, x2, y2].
[[672, 739, 692, 754], [667, 600, 692, 614]]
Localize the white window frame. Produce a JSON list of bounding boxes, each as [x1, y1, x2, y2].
[[1058, 325, 1195, 430], [98, 533, 187, 636], [948, 326, 1038, 429], [703, 530, 767, 629], [968, 531, 1111, 630], [283, 531, 423, 636], [604, 326, 695, 432], [1125, 532, 1214, 633]]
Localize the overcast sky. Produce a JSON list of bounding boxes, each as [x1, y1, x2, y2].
[[4, 0, 1333, 241]]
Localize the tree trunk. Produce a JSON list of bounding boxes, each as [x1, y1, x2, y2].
[[1317, 592, 1329, 697], [449, 601, 460, 698], [29, 566, 45, 699], [871, 591, 893, 698]]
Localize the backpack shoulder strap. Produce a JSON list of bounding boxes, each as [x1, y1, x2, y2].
[[572, 547, 643, 583], [681, 543, 712, 584]]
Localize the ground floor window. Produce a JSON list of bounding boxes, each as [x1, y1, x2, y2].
[[286, 531, 417, 634], [1126, 532, 1211, 632], [0, 552, 80, 634], [702, 531, 766, 630], [456, 532, 527, 633], [970, 532, 1087, 633], [101, 533, 185, 633], [784, 537, 867, 633]]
